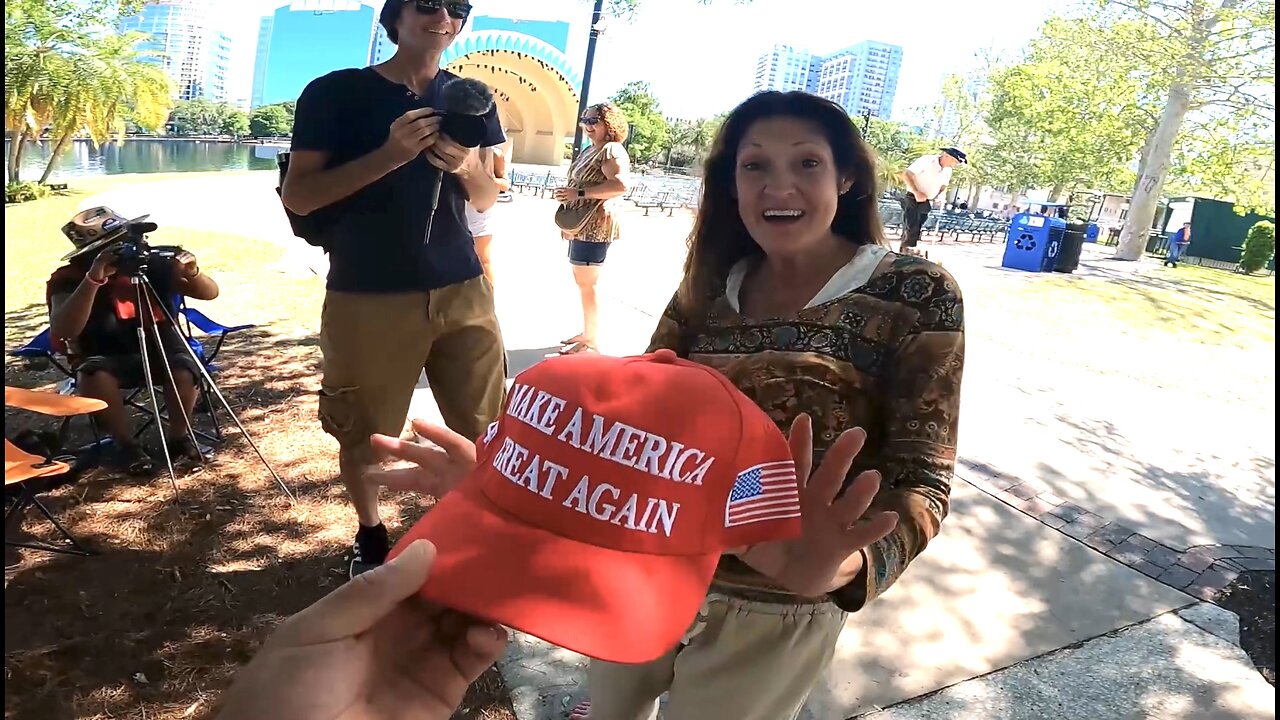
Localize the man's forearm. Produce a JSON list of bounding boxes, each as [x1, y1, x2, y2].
[[284, 147, 401, 216]]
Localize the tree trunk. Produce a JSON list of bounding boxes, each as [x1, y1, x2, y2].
[[39, 130, 74, 185], [966, 183, 981, 209], [1049, 183, 1066, 203], [1115, 0, 1233, 260], [7, 130, 29, 184], [1114, 81, 1194, 260]]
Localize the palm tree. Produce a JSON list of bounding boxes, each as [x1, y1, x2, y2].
[[4, 0, 82, 183], [38, 32, 172, 183], [864, 118, 934, 192]]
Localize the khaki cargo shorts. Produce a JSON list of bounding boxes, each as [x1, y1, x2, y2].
[[586, 594, 847, 720], [317, 275, 507, 465]]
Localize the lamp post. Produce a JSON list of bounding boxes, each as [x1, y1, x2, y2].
[[571, 0, 606, 163]]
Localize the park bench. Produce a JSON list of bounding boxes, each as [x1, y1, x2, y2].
[[633, 191, 675, 216]]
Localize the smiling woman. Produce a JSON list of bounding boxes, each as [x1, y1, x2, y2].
[[571, 91, 966, 720]]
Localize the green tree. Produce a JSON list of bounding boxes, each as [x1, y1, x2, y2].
[[863, 118, 934, 191], [930, 69, 1000, 205], [1103, 0, 1275, 260], [5, 0, 165, 183], [170, 98, 249, 137], [249, 103, 293, 137], [603, 0, 750, 17], [220, 107, 250, 138], [170, 98, 223, 135], [38, 30, 172, 183], [663, 114, 722, 169], [609, 81, 669, 164], [982, 16, 1161, 203]]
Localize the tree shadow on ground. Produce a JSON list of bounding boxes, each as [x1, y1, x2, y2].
[[3, 323, 514, 720], [1010, 407, 1273, 552], [492, 480, 1249, 720], [1077, 260, 1276, 318], [5, 301, 53, 350]]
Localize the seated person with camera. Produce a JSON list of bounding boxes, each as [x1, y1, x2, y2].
[[47, 207, 221, 474]]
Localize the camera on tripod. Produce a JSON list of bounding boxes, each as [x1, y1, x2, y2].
[[110, 230, 179, 277]]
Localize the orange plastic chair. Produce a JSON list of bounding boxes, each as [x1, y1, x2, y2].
[[5, 386, 107, 556]]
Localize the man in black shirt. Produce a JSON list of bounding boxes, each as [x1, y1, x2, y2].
[[282, 0, 507, 577]]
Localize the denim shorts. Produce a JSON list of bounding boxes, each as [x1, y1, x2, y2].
[[568, 240, 610, 267]]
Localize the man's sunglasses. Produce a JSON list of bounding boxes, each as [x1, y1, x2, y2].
[[579, 116, 600, 126], [410, 0, 472, 20]]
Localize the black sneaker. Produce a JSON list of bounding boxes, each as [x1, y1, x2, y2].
[[349, 523, 390, 579]]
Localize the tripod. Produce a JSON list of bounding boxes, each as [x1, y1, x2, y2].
[[127, 269, 295, 502]]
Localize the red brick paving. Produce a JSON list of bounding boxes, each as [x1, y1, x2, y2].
[[959, 460, 1275, 605]]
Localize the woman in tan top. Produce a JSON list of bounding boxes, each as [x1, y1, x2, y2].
[[572, 91, 965, 720], [552, 102, 631, 354]]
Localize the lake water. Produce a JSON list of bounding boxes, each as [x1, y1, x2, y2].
[[4, 138, 283, 181]]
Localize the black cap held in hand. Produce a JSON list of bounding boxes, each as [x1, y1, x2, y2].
[[439, 78, 495, 148]]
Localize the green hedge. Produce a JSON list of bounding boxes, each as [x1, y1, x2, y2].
[[1240, 221, 1275, 274]]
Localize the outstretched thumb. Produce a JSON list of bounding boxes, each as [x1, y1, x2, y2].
[[279, 540, 437, 645]]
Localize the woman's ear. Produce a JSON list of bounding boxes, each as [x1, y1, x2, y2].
[[839, 177, 854, 195]]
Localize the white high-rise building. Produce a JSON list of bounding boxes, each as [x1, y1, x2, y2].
[[752, 40, 902, 119], [814, 41, 903, 119], [753, 44, 821, 94], [371, 23, 396, 64], [119, 0, 233, 102], [251, 16, 274, 108]]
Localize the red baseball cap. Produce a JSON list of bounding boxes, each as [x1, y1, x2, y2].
[[389, 349, 802, 664]]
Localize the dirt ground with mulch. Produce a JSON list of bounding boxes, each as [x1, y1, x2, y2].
[[1218, 570, 1276, 686], [3, 331, 516, 720]]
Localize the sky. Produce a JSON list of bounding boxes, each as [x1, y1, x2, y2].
[[215, 0, 1062, 121]]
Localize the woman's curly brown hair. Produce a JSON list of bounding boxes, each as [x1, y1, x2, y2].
[[589, 102, 629, 143]]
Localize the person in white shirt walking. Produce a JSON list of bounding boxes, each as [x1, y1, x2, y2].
[[899, 147, 966, 250]]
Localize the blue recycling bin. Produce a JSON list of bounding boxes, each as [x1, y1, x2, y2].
[[1002, 213, 1066, 272], [1084, 223, 1100, 243]]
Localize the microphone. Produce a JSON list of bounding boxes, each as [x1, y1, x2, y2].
[[424, 78, 496, 245]]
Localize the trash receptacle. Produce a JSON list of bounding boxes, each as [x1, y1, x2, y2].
[[1002, 213, 1065, 272], [1054, 220, 1088, 273]]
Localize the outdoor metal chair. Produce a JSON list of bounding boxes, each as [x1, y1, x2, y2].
[[5, 386, 107, 556], [8, 299, 255, 450]]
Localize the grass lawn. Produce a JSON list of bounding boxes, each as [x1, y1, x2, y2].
[[1038, 262, 1275, 348], [943, 238, 1276, 404], [3, 175, 514, 720]]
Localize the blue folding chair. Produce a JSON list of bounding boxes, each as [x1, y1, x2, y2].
[[9, 301, 256, 451], [177, 301, 255, 373]]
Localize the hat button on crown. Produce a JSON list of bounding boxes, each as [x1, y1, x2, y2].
[[651, 349, 677, 363]]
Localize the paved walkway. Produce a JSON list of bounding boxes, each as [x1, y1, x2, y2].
[[84, 173, 1277, 719]]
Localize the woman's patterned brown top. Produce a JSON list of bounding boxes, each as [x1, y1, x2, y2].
[[647, 250, 965, 612], [564, 141, 630, 243]]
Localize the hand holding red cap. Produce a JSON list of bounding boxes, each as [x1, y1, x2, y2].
[[216, 540, 507, 720], [388, 350, 809, 663]]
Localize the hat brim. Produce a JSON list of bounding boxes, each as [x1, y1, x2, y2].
[[61, 215, 157, 260], [61, 232, 124, 261], [390, 478, 719, 664]]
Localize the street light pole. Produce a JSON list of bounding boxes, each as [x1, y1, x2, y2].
[[571, 0, 605, 163]]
